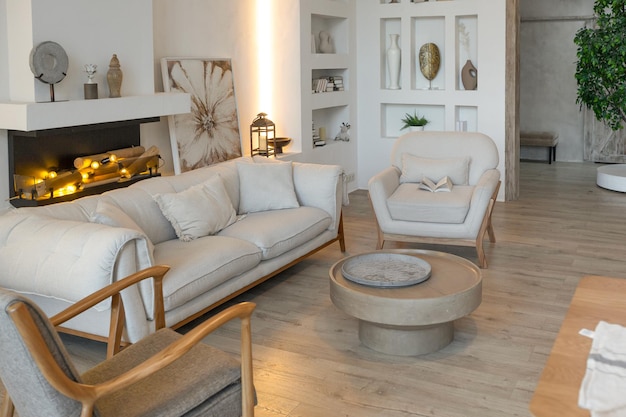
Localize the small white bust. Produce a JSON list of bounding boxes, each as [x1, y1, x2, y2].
[[84, 64, 97, 83]]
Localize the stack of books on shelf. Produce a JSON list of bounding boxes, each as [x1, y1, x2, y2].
[[312, 76, 344, 93], [331, 76, 344, 91], [312, 122, 325, 147]]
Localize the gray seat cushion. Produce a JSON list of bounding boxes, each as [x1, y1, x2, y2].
[[218, 206, 332, 260], [387, 183, 474, 224], [82, 328, 242, 417], [154, 236, 262, 312]]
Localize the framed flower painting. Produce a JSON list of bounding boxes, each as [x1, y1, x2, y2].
[[161, 58, 242, 174]]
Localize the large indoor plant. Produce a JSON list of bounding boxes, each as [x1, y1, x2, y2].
[[574, 0, 626, 131]]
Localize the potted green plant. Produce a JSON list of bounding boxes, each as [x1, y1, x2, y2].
[[574, 0, 626, 131], [401, 111, 429, 131]]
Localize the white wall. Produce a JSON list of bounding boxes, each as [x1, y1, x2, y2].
[[519, 0, 594, 162], [151, 0, 301, 170]]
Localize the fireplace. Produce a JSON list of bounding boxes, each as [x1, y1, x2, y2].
[[8, 117, 161, 207]]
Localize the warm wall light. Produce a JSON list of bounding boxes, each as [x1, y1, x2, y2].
[[250, 112, 275, 157], [256, 0, 273, 115]]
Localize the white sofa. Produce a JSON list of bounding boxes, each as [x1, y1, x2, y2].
[[0, 156, 344, 343]]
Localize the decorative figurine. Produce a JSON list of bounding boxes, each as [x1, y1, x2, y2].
[[335, 122, 351, 142], [83, 64, 98, 99]]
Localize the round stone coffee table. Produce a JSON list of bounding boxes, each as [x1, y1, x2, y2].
[[329, 249, 482, 356]]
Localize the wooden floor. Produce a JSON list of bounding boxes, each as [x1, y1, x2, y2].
[[4, 161, 626, 416]]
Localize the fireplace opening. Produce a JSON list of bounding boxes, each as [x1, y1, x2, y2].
[[8, 118, 162, 207]]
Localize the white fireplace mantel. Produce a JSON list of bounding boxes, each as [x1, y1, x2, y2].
[[0, 92, 190, 132]]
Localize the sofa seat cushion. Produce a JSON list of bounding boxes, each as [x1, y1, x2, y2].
[[153, 236, 262, 312], [387, 183, 474, 224], [218, 206, 331, 260]]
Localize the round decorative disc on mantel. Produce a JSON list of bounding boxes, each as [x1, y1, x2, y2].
[[29, 41, 69, 84]]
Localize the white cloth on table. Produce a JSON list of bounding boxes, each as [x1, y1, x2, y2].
[[579, 321, 626, 417]]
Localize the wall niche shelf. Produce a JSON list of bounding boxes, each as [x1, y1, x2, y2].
[[301, 0, 357, 170], [361, 0, 504, 136]]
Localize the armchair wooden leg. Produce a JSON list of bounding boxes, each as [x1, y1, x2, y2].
[[0, 393, 14, 417], [486, 181, 500, 243], [474, 181, 500, 269], [476, 239, 487, 269], [337, 211, 346, 252], [376, 229, 385, 250], [487, 219, 496, 243]]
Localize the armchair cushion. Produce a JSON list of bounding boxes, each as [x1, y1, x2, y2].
[[400, 153, 470, 185], [387, 183, 474, 223], [82, 328, 242, 417]]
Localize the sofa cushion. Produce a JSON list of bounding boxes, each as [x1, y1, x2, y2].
[[100, 187, 177, 245], [90, 200, 155, 259], [387, 183, 474, 224], [236, 161, 299, 213], [153, 176, 237, 242], [400, 153, 470, 185], [153, 236, 262, 312], [218, 206, 331, 260]]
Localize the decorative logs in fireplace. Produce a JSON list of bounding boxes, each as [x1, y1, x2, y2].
[[8, 117, 162, 207], [12, 145, 161, 206]]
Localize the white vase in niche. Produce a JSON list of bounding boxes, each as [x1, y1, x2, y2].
[[387, 34, 401, 90]]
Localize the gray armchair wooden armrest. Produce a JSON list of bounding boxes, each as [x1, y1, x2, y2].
[[0, 265, 255, 417]]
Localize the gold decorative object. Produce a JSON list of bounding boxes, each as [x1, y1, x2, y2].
[[418, 43, 441, 89]]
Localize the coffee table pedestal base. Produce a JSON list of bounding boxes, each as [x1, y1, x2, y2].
[[359, 320, 454, 356]]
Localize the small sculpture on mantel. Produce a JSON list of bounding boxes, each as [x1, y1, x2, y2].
[[83, 64, 98, 99], [335, 122, 351, 142], [106, 54, 123, 98]]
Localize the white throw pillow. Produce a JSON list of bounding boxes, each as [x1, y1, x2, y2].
[[153, 175, 237, 242], [236, 161, 299, 213], [90, 200, 155, 259], [400, 153, 470, 185]]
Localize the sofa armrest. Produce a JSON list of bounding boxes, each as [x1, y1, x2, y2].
[[463, 169, 501, 232], [293, 162, 343, 232], [0, 214, 152, 313], [367, 166, 401, 226]]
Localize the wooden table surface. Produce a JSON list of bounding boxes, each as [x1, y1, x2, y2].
[[530, 275, 626, 417]]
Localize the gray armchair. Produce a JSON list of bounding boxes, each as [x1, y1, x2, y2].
[[368, 131, 500, 268], [0, 265, 255, 417]]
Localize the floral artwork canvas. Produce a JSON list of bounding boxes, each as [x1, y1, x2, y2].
[[161, 58, 242, 173]]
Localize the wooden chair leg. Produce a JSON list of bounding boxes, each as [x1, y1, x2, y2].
[[0, 393, 15, 417], [337, 211, 346, 252], [486, 182, 500, 243], [476, 238, 487, 269]]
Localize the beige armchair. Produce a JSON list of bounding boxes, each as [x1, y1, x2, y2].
[[368, 131, 500, 268]]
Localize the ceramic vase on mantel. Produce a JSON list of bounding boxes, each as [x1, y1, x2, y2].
[[387, 34, 401, 90], [461, 59, 478, 90], [107, 54, 123, 98]]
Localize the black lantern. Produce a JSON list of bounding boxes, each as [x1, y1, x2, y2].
[[250, 112, 275, 157]]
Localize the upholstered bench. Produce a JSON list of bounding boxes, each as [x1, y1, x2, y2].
[[520, 131, 559, 164]]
